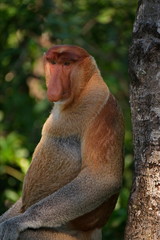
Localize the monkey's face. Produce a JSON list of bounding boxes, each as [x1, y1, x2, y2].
[[43, 45, 90, 103]]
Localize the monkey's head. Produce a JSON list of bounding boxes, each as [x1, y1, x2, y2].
[[44, 45, 98, 103]]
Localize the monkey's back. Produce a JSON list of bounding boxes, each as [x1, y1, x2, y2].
[[71, 94, 124, 231]]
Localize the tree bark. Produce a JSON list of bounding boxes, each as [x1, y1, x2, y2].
[[125, 0, 160, 239]]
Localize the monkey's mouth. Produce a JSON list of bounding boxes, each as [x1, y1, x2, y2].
[[54, 92, 71, 103], [61, 91, 71, 100]]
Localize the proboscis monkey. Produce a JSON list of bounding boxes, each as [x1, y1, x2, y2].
[[0, 45, 124, 240]]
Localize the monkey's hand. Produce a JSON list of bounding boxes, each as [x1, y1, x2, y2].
[[0, 215, 25, 240], [0, 198, 22, 224]]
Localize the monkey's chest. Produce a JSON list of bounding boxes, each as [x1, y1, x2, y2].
[[22, 136, 81, 210]]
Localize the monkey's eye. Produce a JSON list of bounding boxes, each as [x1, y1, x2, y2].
[[64, 61, 71, 66], [50, 60, 56, 65]]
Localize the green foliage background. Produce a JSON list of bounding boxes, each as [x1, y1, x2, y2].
[[0, 0, 137, 239]]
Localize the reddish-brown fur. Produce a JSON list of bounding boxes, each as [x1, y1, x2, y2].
[[71, 94, 124, 231], [0, 45, 124, 240], [22, 45, 124, 238]]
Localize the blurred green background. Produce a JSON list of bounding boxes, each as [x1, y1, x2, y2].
[[0, 0, 136, 239]]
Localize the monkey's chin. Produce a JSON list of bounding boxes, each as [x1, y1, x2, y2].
[[54, 99, 67, 104], [54, 92, 71, 104], [54, 96, 70, 105]]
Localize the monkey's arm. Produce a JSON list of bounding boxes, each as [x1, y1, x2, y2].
[[0, 166, 121, 240], [0, 198, 22, 224], [0, 149, 123, 239]]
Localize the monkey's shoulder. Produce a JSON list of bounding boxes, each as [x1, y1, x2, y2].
[[86, 93, 124, 142], [99, 94, 124, 130]]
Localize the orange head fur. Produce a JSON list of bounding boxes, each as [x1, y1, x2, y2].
[[44, 45, 98, 104]]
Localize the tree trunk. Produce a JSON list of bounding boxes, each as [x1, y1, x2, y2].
[[125, 0, 160, 239]]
